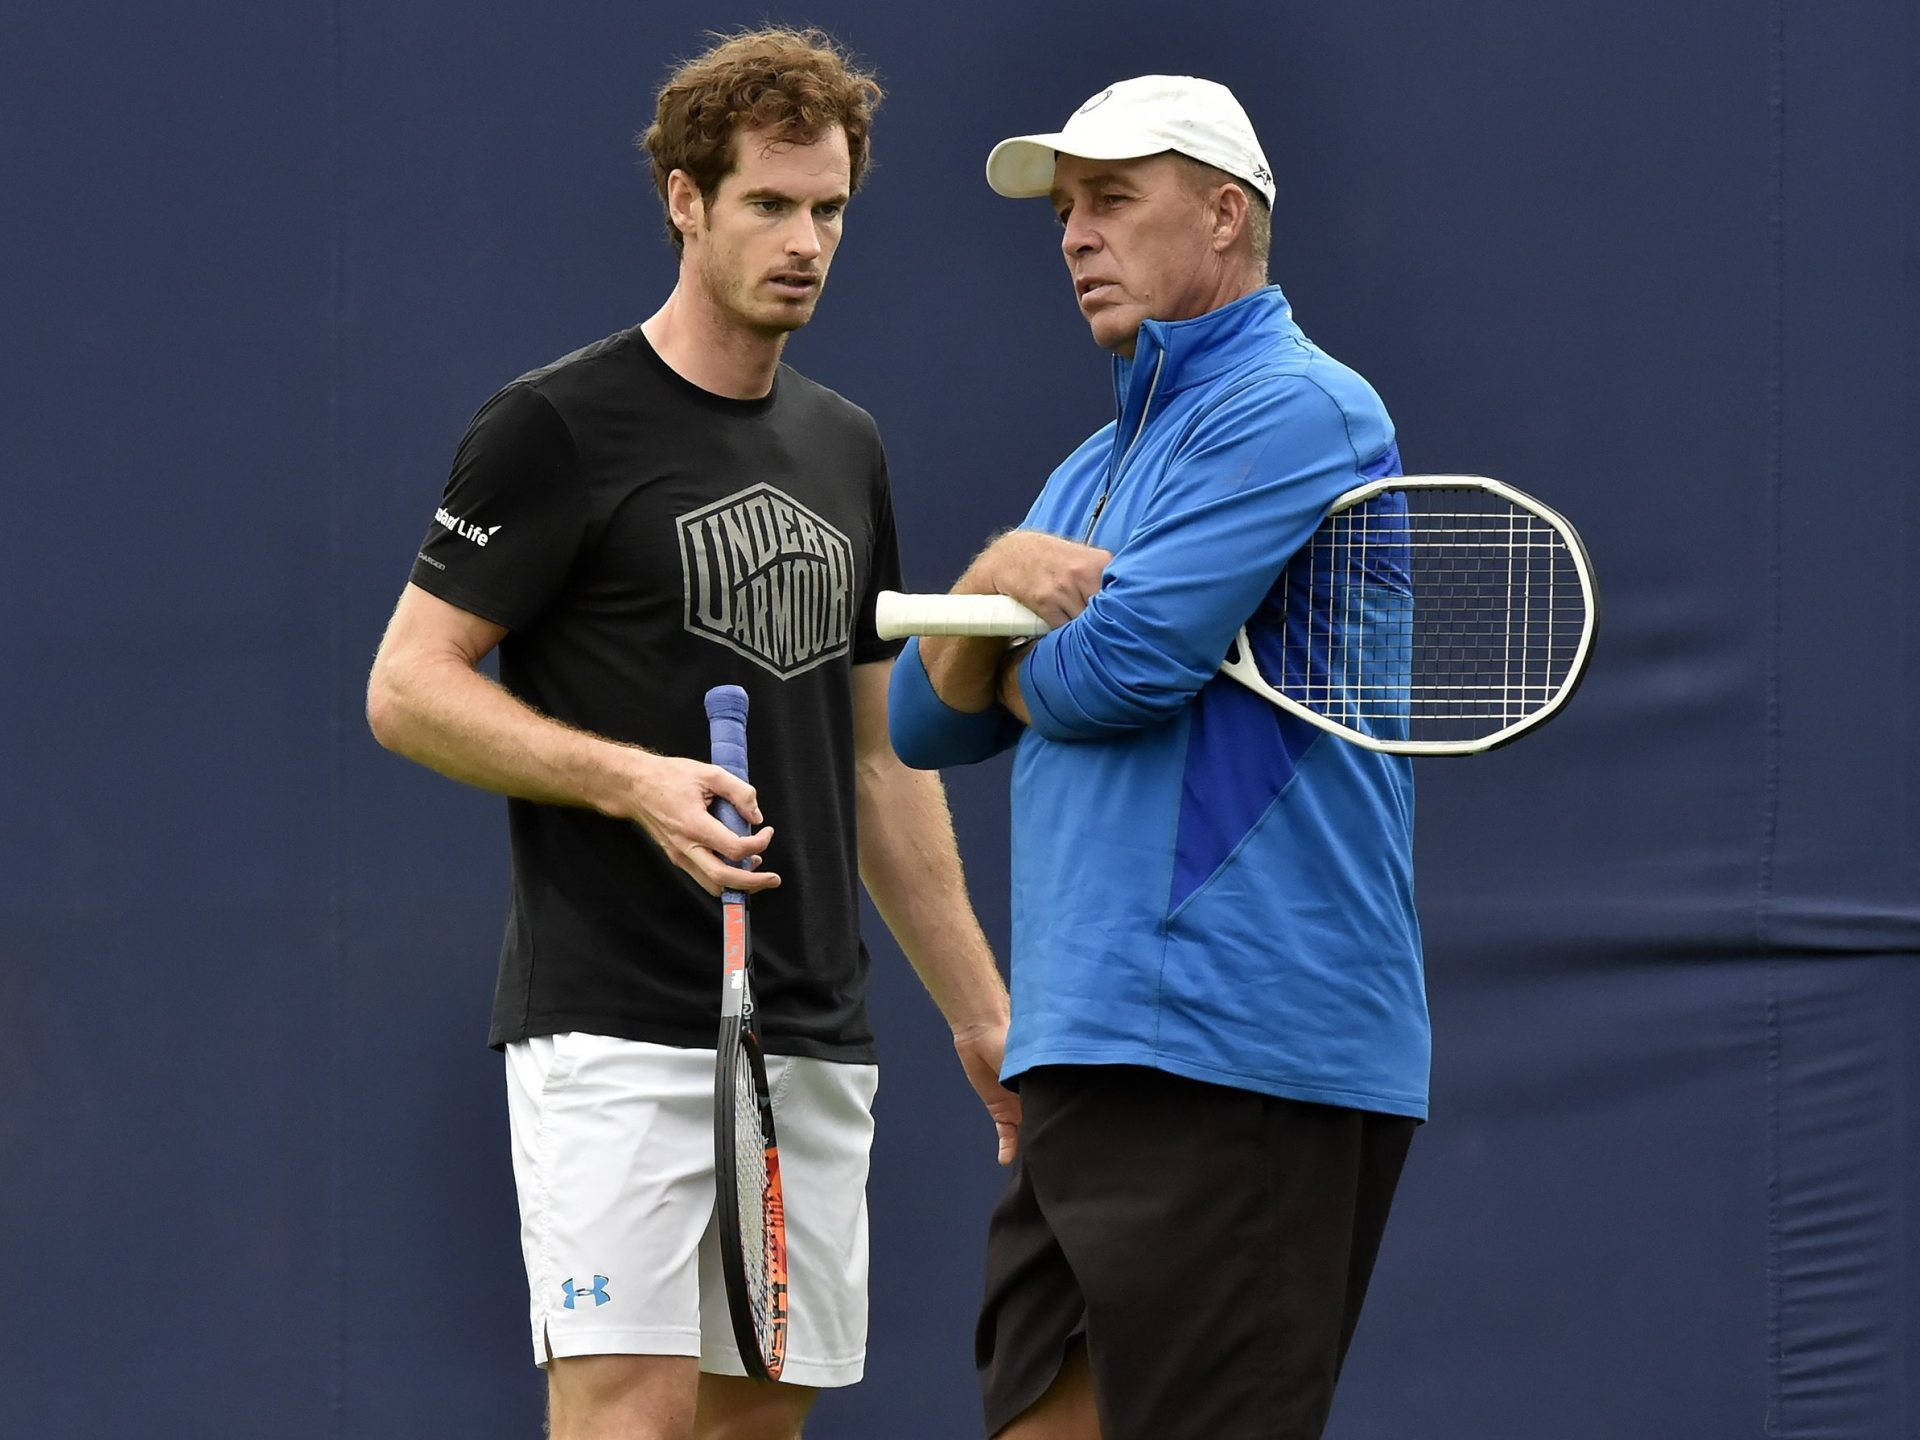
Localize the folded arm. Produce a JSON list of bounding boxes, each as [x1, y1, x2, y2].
[[1013, 379, 1367, 741], [888, 530, 1108, 767]]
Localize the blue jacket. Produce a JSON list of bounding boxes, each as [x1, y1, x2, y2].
[[891, 286, 1429, 1118]]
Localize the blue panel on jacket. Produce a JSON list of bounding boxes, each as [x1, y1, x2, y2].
[[1171, 444, 1406, 908]]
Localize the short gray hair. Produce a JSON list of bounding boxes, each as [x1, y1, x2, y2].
[[1177, 156, 1271, 275]]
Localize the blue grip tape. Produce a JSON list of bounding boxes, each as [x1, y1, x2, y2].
[[704, 685, 752, 863]]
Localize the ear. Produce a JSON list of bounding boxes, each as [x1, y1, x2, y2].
[[666, 168, 705, 246], [1209, 181, 1250, 256]]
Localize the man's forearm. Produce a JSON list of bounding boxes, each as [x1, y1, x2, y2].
[[917, 541, 1015, 712], [367, 586, 774, 896], [368, 650, 635, 814], [995, 645, 1032, 725], [918, 525, 1111, 718], [857, 757, 1008, 1028], [918, 633, 1013, 713]]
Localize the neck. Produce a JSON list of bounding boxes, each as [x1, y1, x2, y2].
[[1188, 264, 1267, 328], [1113, 265, 1266, 359], [641, 269, 785, 400]]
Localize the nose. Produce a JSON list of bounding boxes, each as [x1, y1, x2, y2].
[[1060, 210, 1100, 261], [785, 214, 823, 260]]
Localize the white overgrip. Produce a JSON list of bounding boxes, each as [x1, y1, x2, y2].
[[874, 590, 1053, 640]]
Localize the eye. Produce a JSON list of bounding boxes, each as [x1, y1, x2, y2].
[[753, 199, 786, 215], [815, 202, 844, 221]]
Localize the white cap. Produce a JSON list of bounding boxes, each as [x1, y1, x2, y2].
[[986, 75, 1275, 206]]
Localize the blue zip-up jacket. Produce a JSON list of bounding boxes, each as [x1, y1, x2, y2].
[[891, 286, 1429, 1118]]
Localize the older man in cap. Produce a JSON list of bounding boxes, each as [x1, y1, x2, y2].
[[889, 77, 1429, 1440]]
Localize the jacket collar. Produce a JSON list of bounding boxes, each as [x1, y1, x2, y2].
[[1112, 284, 1302, 409]]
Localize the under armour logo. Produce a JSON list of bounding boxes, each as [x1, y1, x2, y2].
[[677, 482, 855, 679], [562, 1276, 611, 1309], [1251, 164, 1272, 186]]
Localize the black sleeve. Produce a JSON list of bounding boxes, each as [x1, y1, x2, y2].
[[408, 383, 586, 631], [853, 439, 907, 666]]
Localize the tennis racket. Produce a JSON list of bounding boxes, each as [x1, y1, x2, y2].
[[704, 683, 788, 1381], [876, 475, 1598, 756]]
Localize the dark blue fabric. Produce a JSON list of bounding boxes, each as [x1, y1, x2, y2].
[[1172, 443, 1405, 908], [1171, 687, 1323, 911]]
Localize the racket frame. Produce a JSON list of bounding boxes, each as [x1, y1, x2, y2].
[[712, 894, 789, 1381], [1222, 475, 1598, 755], [704, 685, 789, 1382]]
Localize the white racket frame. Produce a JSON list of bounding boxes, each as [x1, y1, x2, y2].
[[874, 474, 1599, 757]]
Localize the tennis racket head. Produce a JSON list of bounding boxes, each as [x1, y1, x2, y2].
[[714, 982, 789, 1381], [1222, 475, 1598, 755]]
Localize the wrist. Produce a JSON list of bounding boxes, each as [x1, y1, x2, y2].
[[581, 738, 654, 819], [950, 1009, 1010, 1037], [954, 561, 999, 597], [955, 529, 1017, 596]]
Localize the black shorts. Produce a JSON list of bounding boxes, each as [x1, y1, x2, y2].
[[976, 1065, 1417, 1440]]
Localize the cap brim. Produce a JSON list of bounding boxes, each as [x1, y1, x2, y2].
[[985, 127, 1171, 198]]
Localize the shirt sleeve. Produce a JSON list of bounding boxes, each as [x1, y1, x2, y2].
[[1015, 375, 1373, 740], [886, 638, 1028, 769], [408, 383, 587, 631], [852, 440, 908, 666]]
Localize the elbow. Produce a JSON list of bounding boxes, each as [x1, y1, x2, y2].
[[855, 742, 903, 791], [1030, 686, 1187, 740], [883, 709, 937, 770], [889, 710, 1023, 769], [884, 639, 1021, 768], [365, 656, 409, 754], [888, 727, 945, 772], [1024, 628, 1209, 740]]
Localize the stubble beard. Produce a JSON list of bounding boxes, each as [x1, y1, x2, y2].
[[699, 246, 815, 340]]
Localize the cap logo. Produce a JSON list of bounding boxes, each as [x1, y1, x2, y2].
[[1075, 88, 1114, 116], [1252, 164, 1272, 186]]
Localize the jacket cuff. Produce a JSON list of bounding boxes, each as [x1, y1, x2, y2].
[[887, 639, 1026, 769]]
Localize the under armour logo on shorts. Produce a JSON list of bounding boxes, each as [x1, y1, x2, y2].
[[562, 1275, 611, 1309]]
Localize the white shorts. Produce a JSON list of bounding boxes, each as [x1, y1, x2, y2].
[[504, 1032, 879, 1387]]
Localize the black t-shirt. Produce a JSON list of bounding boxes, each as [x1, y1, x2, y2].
[[409, 326, 904, 1060]]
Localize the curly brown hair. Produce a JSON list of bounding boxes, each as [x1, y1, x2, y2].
[[638, 28, 883, 255]]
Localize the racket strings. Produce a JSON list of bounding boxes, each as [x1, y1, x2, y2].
[[1276, 493, 1585, 742], [730, 1042, 777, 1336]]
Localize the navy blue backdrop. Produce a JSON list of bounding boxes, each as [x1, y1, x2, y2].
[[3, 3, 1915, 1437]]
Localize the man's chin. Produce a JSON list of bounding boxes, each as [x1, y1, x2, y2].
[[1087, 310, 1144, 358], [749, 297, 818, 336]]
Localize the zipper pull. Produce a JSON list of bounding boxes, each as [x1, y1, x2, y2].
[[1082, 491, 1109, 543]]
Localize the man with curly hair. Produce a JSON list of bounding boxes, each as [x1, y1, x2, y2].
[[368, 28, 1016, 1440]]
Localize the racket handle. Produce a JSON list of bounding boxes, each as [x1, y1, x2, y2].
[[704, 685, 753, 900], [874, 590, 1052, 640]]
